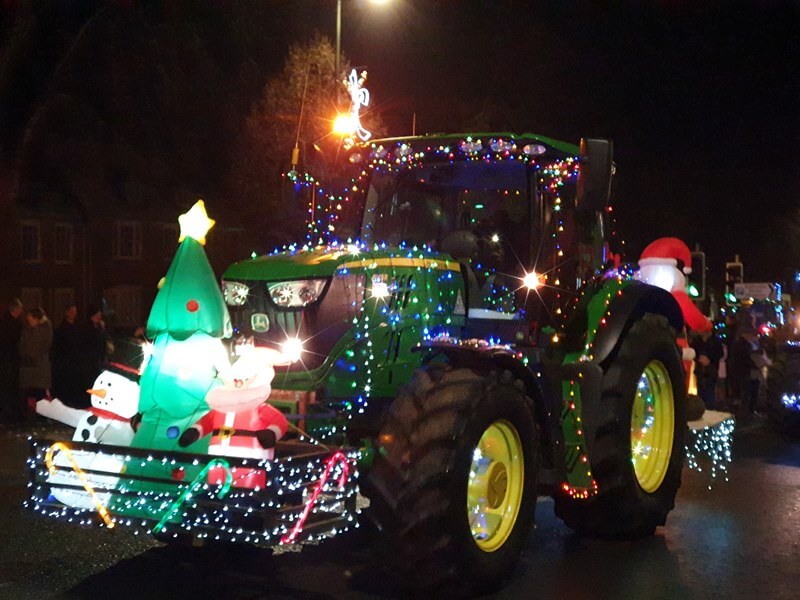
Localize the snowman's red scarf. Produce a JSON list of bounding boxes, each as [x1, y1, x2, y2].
[[89, 407, 130, 422]]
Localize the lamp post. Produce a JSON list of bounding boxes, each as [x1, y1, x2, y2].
[[335, 0, 342, 77], [335, 0, 391, 78]]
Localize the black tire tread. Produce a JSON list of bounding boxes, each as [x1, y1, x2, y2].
[[554, 313, 687, 538], [365, 364, 537, 596]]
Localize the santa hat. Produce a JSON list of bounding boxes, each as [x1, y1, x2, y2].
[[638, 237, 692, 274]]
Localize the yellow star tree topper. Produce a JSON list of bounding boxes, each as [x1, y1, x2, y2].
[[178, 199, 215, 245]]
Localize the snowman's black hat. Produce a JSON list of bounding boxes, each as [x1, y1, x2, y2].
[[106, 361, 141, 383]]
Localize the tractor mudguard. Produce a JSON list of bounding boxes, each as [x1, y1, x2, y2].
[[419, 341, 558, 471], [591, 282, 684, 366], [540, 360, 604, 487]]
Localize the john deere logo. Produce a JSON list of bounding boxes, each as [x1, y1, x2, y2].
[[251, 313, 270, 333]]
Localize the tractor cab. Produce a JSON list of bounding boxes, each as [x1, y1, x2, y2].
[[322, 133, 614, 337]]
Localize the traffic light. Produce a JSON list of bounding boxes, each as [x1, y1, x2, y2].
[[725, 256, 744, 304], [690, 250, 706, 302]]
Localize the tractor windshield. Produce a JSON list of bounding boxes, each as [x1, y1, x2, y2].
[[357, 160, 532, 256]]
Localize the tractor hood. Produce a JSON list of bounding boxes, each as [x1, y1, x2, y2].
[[223, 245, 459, 282], [223, 247, 355, 281]]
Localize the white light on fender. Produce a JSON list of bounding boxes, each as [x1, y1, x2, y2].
[[523, 271, 542, 290], [281, 338, 304, 363], [371, 281, 390, 299], [490, 233, 500, 244]]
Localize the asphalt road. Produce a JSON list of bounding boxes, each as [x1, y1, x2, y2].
[[1, 417, 799, 600]]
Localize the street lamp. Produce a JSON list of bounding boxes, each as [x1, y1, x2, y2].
[[335, 0, 391, 77]]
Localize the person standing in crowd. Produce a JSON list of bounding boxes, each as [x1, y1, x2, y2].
[[80, 304, 110, 393], [728, 316, 771, 419], [722, 311, 740, 402], [0, 298, 24, 423], [18, 307, 53, 423], [691, 327, 725, 411], [51, 303, 87, 408]]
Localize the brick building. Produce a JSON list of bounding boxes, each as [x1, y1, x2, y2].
[[1, 162, 249, 330]]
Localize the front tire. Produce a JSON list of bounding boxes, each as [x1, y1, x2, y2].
[[555, 313, 686, 537], [365, 365, 539, 596]]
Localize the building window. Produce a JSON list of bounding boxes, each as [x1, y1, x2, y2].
[[21, 221, 41, 263], [113, 220, 142, 260], [54, 223, 74, 264], [159, 223, 179, 260], [103, 285, 143, 328]]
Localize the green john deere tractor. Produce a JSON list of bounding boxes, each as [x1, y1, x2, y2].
[[220, 133, 688, 594], [28, 133, 688, 598]]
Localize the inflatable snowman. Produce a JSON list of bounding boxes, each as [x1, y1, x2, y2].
[[36, 365, 140, 509], [178, 346, 289, 489], [37, 366, 141, 443]]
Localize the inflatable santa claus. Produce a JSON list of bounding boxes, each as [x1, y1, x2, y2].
[[178, 346, 289, 489], [635, 237, 712, 336], [636, 237, 712, 420]]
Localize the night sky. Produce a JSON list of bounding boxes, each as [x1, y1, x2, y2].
[[289, 0, 799, 291], [1, 1, 797, 292]]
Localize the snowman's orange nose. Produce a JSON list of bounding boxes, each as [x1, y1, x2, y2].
[[87, 388, 107, 398]]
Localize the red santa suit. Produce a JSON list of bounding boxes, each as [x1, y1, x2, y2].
[[182, 347, 289, 489], [637, 238, 712, 389]]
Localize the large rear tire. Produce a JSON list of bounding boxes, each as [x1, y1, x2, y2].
[[555, 313, 686, 537], [365, 365, 538, 597]]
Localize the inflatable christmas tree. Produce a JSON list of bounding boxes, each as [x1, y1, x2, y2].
[[132, 200, 232, 451]]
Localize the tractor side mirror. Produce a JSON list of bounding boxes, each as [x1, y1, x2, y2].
[[577, 138, 614, 212]]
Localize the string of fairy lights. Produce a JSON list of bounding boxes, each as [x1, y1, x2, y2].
[[25, 133, 736, 551], [27, 438, 361, 547]]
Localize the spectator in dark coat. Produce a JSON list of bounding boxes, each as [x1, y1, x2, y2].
[[691, 328, 725, 410], [51, 303, 87, 408], [728, 319, 771, 417], [19, 307, 53, 422], [0, 298, 24, 423], [80, 304, 110, 393]]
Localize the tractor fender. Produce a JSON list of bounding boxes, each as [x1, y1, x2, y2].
[[418, 341, 557, 469], [419, 341, 544, 401], [591, 281, 684, 367]]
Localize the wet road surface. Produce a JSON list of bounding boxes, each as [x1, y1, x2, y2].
[[1, 417, 798, 599]]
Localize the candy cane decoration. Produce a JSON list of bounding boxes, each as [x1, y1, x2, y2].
[[152, 457, 233, 534], [45, 442, 115, 528], [281, 450, 351, 544]]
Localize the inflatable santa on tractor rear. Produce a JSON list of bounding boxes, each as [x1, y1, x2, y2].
[[635, 237, 711, 420], [635, 237, 736, 483]]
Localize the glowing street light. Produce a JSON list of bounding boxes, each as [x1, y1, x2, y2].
[[333, 113, 356, 136]]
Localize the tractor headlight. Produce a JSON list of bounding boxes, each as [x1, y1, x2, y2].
[[268, 279, 328, 308], [222, 280, 250, 306]]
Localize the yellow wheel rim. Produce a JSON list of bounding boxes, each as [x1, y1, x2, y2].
[[630, 360, 675, 493], [467, 419, 524, 552]]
